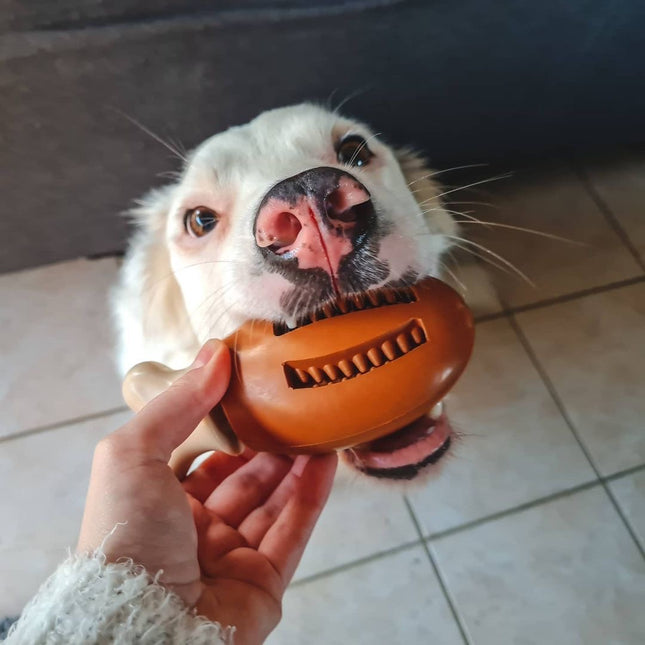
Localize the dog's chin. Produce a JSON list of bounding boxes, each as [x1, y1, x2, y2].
[[341, 412, 453, 481]]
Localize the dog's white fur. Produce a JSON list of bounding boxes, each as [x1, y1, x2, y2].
[[113, 104, 456, 376]]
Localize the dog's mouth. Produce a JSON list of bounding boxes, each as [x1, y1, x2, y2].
[[274, 280, 457, 479], [274, 283, 417, 335], [343, 405, 452, 480]]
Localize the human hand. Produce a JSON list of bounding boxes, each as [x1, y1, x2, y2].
[[77, 340, 337, 645]]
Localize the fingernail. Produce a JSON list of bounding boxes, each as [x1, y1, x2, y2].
[[292, 455, 311, 477], [191, 339, 223, 369]]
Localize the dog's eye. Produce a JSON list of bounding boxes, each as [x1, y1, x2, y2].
[[184, 207, 218, 237], [336, 135, 374, 168]]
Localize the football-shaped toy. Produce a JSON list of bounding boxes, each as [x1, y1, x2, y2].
[[123, 278, 475, 476]]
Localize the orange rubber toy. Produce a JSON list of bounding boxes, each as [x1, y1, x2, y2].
[[123, 278, 475, 476]]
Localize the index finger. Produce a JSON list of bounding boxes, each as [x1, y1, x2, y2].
[[182, 449, 254, 502]]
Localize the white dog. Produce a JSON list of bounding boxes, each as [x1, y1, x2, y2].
[[113, 103, 460, 481]]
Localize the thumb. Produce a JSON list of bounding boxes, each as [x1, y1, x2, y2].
[[119, 339, 231, 462]]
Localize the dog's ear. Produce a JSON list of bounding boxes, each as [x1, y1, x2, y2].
[[113, 185, 199, 375], [395, 147, 455, 237]]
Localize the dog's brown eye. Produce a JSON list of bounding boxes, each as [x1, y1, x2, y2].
[[185, 207, 218, 237], [336, 135, 374, 168]]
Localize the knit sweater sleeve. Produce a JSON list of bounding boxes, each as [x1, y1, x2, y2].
[[3, 552, 235, 645]]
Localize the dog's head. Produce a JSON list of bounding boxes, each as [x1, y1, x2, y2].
[[116, 103, 459, 480]]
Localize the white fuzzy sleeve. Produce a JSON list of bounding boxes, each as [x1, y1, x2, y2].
[[4, 553, 235, 645]]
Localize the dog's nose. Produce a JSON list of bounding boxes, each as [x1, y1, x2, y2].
[[254, 167, 375, 278]]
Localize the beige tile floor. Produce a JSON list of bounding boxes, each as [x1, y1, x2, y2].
[[1, 150, 644, 644]]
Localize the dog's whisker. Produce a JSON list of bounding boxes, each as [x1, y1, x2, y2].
[[166, 135, 189, 161], [452, 244, 518, 279], [448, 238, 535, 286], [418, 173, 513, 205], [406, 208, 478, 240], [172, 259, 244, 271], [439, 260, 467, 292], [446, 233, 535, 285], [157, 170, 184, 181], [443, 246, 470, 278], [329, 86, 369, 114], [325, 88, 340, 111], [292, 281, 330, 321], [452, 220, 587, 246], [189, 281, 237, 321], [113, 109, 188, 163], [290, 287, 313, 321], [202, 283, 239, 322], [193, 281, 240, 325], [446, 209, 498, 233], [416, 208, 584, 247], [444, 246, 460, 268], [406, 172, 439, 189], [406, 163, 491, 187], [419, 207, 488, 229], [402, 217, 533, 287], [447, 200, 499, 209], [139, 260, 244, 298], [421, 206, 476, 219], [204, 295, 243, 340], [443, 209, 479, 221]]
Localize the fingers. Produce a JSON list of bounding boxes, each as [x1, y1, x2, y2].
[[182, 451, 251, 503], [116, 340, 231, 462], [259, 452, 337, 588], [203, 453, 294, 527], [237, 455, 311, 548], [188, 496, 249, 567]]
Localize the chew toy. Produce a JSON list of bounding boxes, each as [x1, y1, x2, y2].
[[123, 278, 474, 476]]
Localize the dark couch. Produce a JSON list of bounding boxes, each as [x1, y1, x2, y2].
[[2, 0, 644, 273]]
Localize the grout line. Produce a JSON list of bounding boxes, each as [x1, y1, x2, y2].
[[473, 274, 645, 324], [601, 483, 645, 554], [473, 311, 508, 324], [508, 313, 645, 560], [289, 461, 645, 591], [0, 406, 130, 444], [404, 496, 472, 645], [605, 462, 645, 482], [289, 463, 645, 593], [425, 480, 601, 542], [290, 472, 633, 590], [573, 163, 645, 273], [290, 539, 421, 588]]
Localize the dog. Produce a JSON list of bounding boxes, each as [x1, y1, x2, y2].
[[113, 103, 461, 481]]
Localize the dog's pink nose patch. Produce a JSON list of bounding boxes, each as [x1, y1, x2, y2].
[[255, 176, 371, 278], [256, 210, 302, 250]]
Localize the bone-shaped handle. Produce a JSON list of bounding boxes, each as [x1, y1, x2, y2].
[[122, 361, 243, 478]]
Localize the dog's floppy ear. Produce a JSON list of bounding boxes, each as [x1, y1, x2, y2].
[[395, 147, 455, 236], [113, 185, 199, 375]]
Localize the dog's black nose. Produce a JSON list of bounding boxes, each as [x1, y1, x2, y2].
[[254, 167, 376, 278]]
